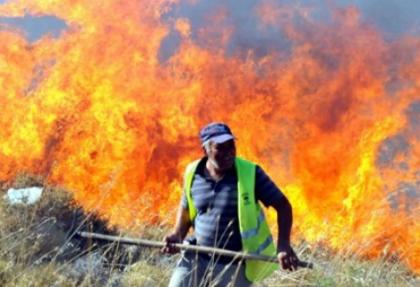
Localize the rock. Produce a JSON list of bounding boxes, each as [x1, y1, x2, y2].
[[5, 187, 43, 204]]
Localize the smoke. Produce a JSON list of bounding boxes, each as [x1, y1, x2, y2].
[[337, 0, 420, 36], [0, 13, 66, 42], [158, 0, 420, 60], [1, 1, 419, 57]]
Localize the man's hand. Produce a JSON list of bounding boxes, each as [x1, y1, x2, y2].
[[277, 243, 299, 271], [162, 205, 191, 254], [162, 232, 182, 254]]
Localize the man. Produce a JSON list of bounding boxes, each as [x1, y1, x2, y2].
[[163, 122, 300, 286]]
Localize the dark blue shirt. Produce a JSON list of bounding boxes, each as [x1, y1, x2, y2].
[[181, 158, 284, 253]]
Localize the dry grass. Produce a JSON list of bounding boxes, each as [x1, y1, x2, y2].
[[0, 174, 117, 286], [259, 243, 418, 287], [0, 173, 418, 286]]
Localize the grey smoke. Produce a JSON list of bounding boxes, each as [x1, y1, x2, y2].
[[1, 1, 419, 53], [377, 134, 409, 167], [0, 13, 67, 42], [388, 182, 419, 213], [158, 0, 420, 61]]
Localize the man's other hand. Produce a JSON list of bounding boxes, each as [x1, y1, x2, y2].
[[162, 232, 182, 254], [277, 243, 299, 271]]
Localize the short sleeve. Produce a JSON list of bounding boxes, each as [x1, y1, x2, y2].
[[255, 165, 284, 207]]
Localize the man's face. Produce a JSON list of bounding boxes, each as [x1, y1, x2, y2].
[[206, 139, 236, 171]]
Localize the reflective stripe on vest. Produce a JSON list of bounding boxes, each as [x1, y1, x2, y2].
[[184, 157, 277, 282]]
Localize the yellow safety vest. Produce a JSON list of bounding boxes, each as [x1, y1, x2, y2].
[[184, 156, 278, 282]]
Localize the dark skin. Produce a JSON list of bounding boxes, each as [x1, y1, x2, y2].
[[162, 140, 300, 271]]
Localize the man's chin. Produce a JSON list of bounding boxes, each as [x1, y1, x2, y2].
[[219, 161, 235, 171]]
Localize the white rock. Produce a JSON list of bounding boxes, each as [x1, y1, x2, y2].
[[4, 187, 44, 204]]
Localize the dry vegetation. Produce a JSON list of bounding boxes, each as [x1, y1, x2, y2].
[[0, 174, 418, 286]]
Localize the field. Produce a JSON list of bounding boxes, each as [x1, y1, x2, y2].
[[0, 176, 418, 287]]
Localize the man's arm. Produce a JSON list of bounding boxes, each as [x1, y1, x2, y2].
[[271, 195, 292, 247], [162, 202, 191, 254], [271, 195, 299, 271], [254, 165, 299, 271]]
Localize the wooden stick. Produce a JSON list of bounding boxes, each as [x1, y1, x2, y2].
[[77, 231, 313, 268]]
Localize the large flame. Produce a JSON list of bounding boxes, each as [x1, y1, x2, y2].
[[0, 0, 418, 272]]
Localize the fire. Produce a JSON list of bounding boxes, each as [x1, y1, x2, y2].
[[0, 0, 419, 273]]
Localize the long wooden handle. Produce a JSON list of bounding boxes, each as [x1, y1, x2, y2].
[[78, 231, 313, 268]]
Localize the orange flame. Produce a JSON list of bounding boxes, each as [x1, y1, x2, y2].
[[0, 0, 418, 272]]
